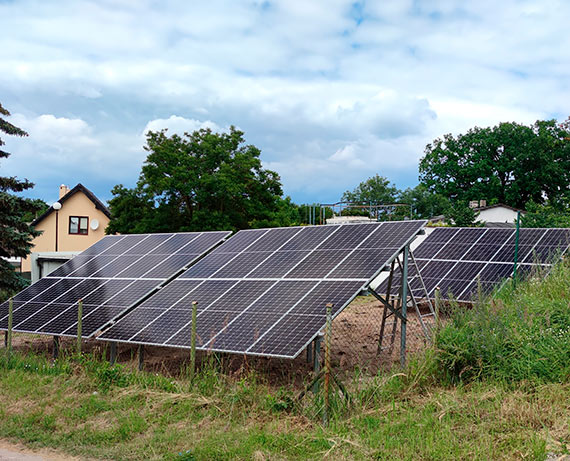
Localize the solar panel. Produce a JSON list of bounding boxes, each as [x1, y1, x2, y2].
[[377, 227, 570, 302], [0, 231, 231, 338], [99, 221, 427, 358]]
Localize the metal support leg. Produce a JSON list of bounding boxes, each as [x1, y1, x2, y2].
[[138, 344, 144, 371], [109, 342, 117, 365], [306, 342, 313, 363], [53, 336, 60, 360], [4, 331, 6, 348], [400, 245, 409, 367]]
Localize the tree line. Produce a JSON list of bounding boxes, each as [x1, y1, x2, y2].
[[1, 98, 570, 293]]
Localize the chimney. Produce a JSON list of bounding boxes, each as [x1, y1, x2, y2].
[[59, 184, 70, 199]]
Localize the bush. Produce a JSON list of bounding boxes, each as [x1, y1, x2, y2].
[[434, 261, 570, 383]]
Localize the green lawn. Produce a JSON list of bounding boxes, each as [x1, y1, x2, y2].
[[0, 350, 567, 460]]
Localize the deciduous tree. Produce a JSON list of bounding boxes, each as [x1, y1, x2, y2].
[[107, 127, 290, 233], [419, 120, 570, 209]]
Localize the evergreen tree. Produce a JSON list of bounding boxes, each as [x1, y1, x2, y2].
[[0, 103, 43, 295]]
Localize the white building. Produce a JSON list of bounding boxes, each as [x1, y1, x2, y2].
[[474, 203, 523, 226]]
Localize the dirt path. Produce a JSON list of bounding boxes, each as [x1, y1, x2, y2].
[[0, 440, 79, 461]]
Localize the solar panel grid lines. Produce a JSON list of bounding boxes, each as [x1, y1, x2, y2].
[[2, 231, 231, 338], [98, 220, 428, 358], [129, 280, 240, 344], [143, 226, 338, 348], [10, 278, 115, 334], [389, 226, 570, 302]]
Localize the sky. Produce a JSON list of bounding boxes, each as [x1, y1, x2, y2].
[[1, 0, 569, 206]]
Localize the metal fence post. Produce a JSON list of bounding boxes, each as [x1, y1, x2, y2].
[[190, 301, 198, 381], [138, 344, 144, 371], [513, 210, 521, 288], [109, 342, 117, 365], [7, 298, 13, 357], [434, 287, 441, 329], [53, 336, 60, 360], [323, 303, 333, 427], [76, 299, 83, 356], [400, 246, 409, 367], [312, 333, 323, 393]]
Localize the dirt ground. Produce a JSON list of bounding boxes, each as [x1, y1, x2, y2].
[[0, 440, 79, 461], [6, 296, 433, 387]]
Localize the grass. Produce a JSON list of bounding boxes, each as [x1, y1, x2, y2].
[[0, 349, 567, 460], [0, 262, 569, 459], [435, 260, 570, 383]]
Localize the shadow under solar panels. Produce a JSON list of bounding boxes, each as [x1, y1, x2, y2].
[[99, 220, 427, 358], [377, 226, 570, 303], [0, 231, 231, 338]]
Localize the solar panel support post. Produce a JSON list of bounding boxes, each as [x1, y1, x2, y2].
[[53, 336, 60, 360], [138, 345, 144, 371], [400, 245, 409, 367], [109, 342, 117, 365], [7, 297, 13, 357], [76, 299, 83, 356], [190, 301, 198, 382], [306, 342, 312, 363]]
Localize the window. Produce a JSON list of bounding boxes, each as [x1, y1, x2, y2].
[[69, 216, 89, 235]]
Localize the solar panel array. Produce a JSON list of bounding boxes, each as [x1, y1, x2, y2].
[[377, 227, 570, 302], [0, 232, 230, 338], [99, 221, 427, 358]]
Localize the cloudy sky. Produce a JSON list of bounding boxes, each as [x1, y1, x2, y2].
[[1, 0, 568, 206]]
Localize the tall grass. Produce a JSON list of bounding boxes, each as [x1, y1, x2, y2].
[[434, 260, 570, 383]]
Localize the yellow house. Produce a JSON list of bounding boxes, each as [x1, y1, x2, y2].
[[21, 184, 111, 274]]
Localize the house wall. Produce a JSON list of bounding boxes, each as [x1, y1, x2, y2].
[[475, 207, 519, 224], [21, 192, 110, 273]]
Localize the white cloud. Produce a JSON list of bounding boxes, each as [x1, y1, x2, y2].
[[142, 116, 222, 138], [0, 0, 568, 203]]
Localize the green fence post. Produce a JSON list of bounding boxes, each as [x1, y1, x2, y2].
[[513, 210, 521, 288], [76, 299, 83, 356], [190, 301, 198, 382], [400, 246, 409, 367], [323, 303, 333, 427], [7, 298, 13, 357]]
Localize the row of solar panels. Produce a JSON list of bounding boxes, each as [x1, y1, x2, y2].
[[2, 223, 568, 359], [376, 226, 570, 301], [1, 221, 425, 358]]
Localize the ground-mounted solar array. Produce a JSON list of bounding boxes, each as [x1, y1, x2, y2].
[[0, 231, 231, 338], [99, 220, 427, 358], [377, 227, 570, 302]]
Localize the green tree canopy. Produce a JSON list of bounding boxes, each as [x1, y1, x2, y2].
[[419, 120, 570, 209], [0, 103, 43, 294], [342, 174, 399, 205], [107, 127, 294, 233], [398, 184, 450, 219]]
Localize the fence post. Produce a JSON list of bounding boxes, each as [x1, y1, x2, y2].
[[434, 287, 441, 330], [109, 342, 117, 365], [138, 344, 144, 371], [400, 246, 409, 367], [53, 336, 60, 360], [323, 303, 333, 427], [190, 301, 198, 381], [312, 332, 323, 393], [76, 299, 83, 356], [513, 210, 521, 288], [7, 297, 13, 357]]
